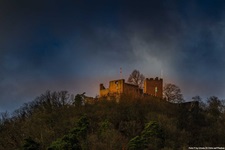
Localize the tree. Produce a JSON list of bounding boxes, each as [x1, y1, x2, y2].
[[207, 96, 222, 118], [163, 83, 183, 103], [128, 121, 164, 150], [192, 95, 206, 109], [48, 133, 81, 150], [22, 137, 40, 150], [48, 115, 89, 150], [127, 70, 145, 88], [73, 92, 86, 106]]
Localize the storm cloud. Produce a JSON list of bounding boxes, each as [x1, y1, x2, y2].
[[1, 0, 225, 112]]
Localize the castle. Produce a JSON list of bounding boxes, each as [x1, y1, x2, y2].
[[99, 77, 163, 98]]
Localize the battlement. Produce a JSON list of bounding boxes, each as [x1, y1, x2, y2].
[[146, 77, 163, 81]]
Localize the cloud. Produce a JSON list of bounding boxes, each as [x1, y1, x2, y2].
[[1, 0, 225, 112]]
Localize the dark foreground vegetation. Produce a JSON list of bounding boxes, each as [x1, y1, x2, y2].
[[0, 91, 225, 150]]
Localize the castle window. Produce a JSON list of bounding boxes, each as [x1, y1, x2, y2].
[[155, 87, 158, 92]]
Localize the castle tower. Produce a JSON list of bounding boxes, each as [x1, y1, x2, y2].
[[108, 79, 125, 94], [144, 77, 163, 98]]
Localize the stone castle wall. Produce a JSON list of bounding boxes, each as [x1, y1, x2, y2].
[[100, 77, 163, 98], [99, 79, 140, 97]]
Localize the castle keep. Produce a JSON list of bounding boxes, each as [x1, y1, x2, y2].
[[144, 77, 163, 98], [99, 77, 163, 98]]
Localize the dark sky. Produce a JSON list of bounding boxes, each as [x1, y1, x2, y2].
[[1, 0, 225, 112]]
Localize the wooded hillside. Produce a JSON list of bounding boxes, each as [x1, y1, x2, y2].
[[0, 91, 225, 149]]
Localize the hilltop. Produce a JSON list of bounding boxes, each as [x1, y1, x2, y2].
[[0, 91, 225, 149]]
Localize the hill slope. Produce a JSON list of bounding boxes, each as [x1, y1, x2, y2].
[[0, 91, 225, 149]]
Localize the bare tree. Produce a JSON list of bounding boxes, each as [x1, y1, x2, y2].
[[163, 83, 183, 103], [192, 95, 206, 109], [127, 69, 145, 88], [207, 96, 223, 117]]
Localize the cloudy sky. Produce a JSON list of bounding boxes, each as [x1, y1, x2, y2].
[[1, 0, 225, 112]]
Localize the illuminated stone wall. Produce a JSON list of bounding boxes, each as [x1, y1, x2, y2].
[[100, 77, 163, 98], [144, 77, 163, 98], [99, 79, 139, 97]]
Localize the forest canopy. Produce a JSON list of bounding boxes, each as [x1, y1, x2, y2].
[[0, 90, 225, 149]]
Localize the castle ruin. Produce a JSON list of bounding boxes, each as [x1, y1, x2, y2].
[[99, 77, 163, 98]]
